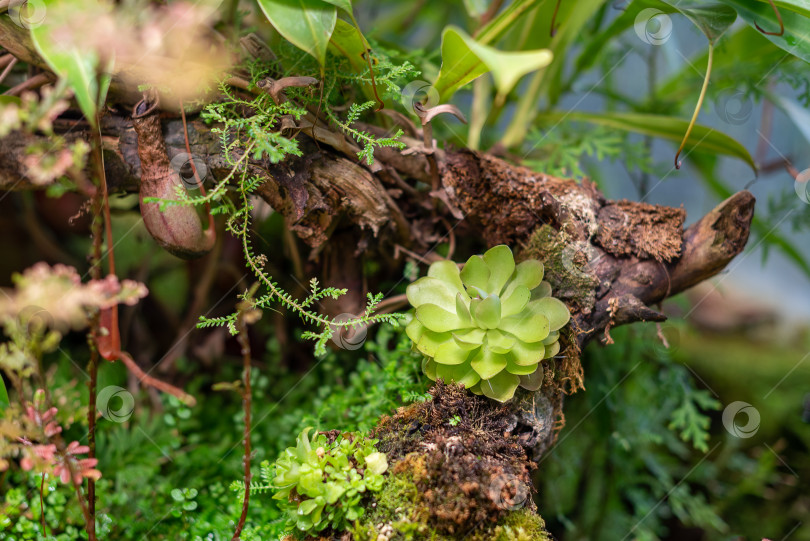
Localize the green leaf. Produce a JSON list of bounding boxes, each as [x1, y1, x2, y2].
[[537, 111, 756, 171], [433, 26, 553, 102], [460, 255, 491, 292], [662, 2, 736, 42], [510, 339, 545, 366], [470, 347, 508, 379], [256, 0, 337, 67], [518, 365, 545, 391], [416, 304, 469, 332], [436, 362, 481, 387], [416, 329, 453, 357], [320, 0, 352, 12], [483, 245, 516, 295], [474, 294, 502, 329], [718, 0, 810, 63], [479, 370, 521, 402], [531, 297, 570, 331], [406, 277, 458, 312], [0, 376, 7, 414], [486, 329, 516, 354], [428, 260, 467, 295], [501, 285, 530, 317], [29, 2, 113, 126], [499, 312, 550, 343], [434, 341, 473, 365]]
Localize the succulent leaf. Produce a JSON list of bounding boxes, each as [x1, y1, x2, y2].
[[427, 260, 467, 295], [470, 347, 507, 379], [480, 370, 521, 401], [406, 276, 458, 312], [415, 303, 469, 332], [474, 294, 502, 329], [460, 255, 490, 292], [406, 245, 570, 402], [483, 244, 516, 294]]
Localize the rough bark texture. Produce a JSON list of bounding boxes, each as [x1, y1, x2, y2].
[[0, 20, 756, 538]]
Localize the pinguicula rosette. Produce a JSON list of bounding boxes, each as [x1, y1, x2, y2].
[[405, 245, 570, 402]]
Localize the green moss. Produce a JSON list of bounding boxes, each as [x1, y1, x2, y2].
[[351, 469, 439, 541], [518, 224, 597, 315], [480, 509, 551, 541], [352, 469, 550, 541]]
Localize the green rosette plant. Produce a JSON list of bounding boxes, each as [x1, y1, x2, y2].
[[406, 245, 570, 402], [269, 428, 388, 534]]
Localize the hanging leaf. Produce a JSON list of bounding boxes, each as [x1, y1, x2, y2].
[[718, 0, 810, 62], [662, 2, 737, 42], [536, 111, 756, 171], [433, 26, 552, 102], [29, 1, 114, 126], [256, 0, 337, 67]]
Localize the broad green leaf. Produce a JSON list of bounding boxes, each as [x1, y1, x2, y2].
[[423, 358, 438, 380], [416, 303, 469, 332], [537, 111, 756, 171], [531, 297, 570, 331], [486, 329, 516, 354], [416, 330, 453, 357], [661, 2, 736, 42], [718, 0, 810, 63], [435, 362, 481, 387], [328, 18, 366, 72], [428, 260, 466, 295], [519, 365, 545, 391], [456, 293, 472, 325], [470, 347, 508, 379], [453, 328, 486, 349], [257, 0, 337, 67], [29, 2, 113, 126], [480, 370, 521, 402], [483, 245, 516, 294], [460, 255, 490, 292], [474, 294, 502, 329], [542, 330, 560, 345], [500, 312, 550, 343], [543, 340, 560, 359], [433, 26, 552, 102], [406, 277, 457, 312], [510, 340, 545, 366], [320, 0, 352, 12], [506, 357, 540, 375], [503, 260, 544, 298], [434, 341, 473, 365], [501, 285, 530, 317]]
